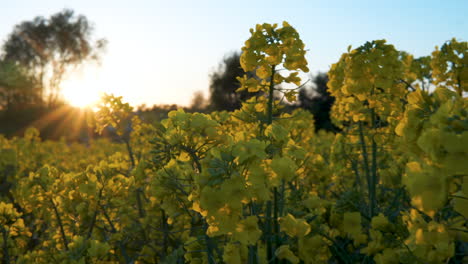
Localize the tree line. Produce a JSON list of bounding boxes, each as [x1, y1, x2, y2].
[[0, 9, 336, 140], [0, 9, 105, 139], [204, 51, 335, 131]]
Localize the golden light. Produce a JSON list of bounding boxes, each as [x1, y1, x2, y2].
[[61, 64, 111, 108], [62, 80, 101, 108]]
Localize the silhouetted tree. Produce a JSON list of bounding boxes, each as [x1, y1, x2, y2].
[[208, 52, 258, 111], [136, 104, 179, 124], [0, 60, 38, 111], [1, 9, 106, 106], [189, 90, 208, 113], [298, 72, 336, 131], [0, 10, 106, 139]]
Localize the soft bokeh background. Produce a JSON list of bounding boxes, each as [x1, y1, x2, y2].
[[1, 0, 467, 107]]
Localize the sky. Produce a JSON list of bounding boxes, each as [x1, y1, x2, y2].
[[0, 0, 467, 107]]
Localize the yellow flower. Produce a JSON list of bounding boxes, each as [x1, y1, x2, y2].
[[234, 216, 262, 245], [256, 64, 271, 79], [270, 156, 297, 183], [220, 177, 248, 211], [200, 186, 224, 212], [303, 195, 326, 210], [374, 248, 399, 264], [280, 213, 311, 238], [223, 243, 242, 264], [298, 236, 330, 264], [275, 245, 299, 264], [361, 230, 384, 255], [371, 213, 390, 231], [0, 202, 21, 225]]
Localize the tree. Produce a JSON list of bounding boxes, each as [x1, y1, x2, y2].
[[208, 52, 258, 111], [0, 60, 38, 111], [189, 90, 208, 112], [1, 9, 106, 106], [297, 72, 336, 131]]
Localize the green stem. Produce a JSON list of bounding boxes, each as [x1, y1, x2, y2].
[[457, 76, 462, 97], [267, 65, 277, 125], [279, 180, 286, 216], [358, 122, 373, 217], [273, 187, 279, 264], [248, 202, 258, 264], [266, 64, 279, 263], [319, 231, 352, 264], [351, 159, 362, 192], [370, 145, 377, 216], [1, 227, 10, 264], [136, 188, 145, 218], [124, 139, 135, 168], [248, 245, 258, 264], [203, 222, 216, 264], [450, 195, 468, 200], [161, 209, 169, 259], [100, 204, 116, 233], [50, 197, 69, 250], [86, 188, 103, 239], [370, 110, 378, 216], [100, 204, 132, 263], [265, 201, 273, 261]]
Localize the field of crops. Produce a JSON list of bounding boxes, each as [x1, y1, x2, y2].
[[0, 22, 466, 263]]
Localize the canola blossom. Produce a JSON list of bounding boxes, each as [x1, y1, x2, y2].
[[0, 22, 466, 263]]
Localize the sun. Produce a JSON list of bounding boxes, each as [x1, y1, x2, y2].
[[61, 66, 108, 108], [60, 62, 143, 109], [62, 80, 100, 107]]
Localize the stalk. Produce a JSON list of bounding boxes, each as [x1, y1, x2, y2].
[[266, 64, 280, 263], [265, 201, 273, 261], [248, 202, 258, 264], [1, 227, 10, 264], [273, 187, 280, 261], [156, 209, 171, 262], [50, 197, 69, 250], [351, 159, 361, 192], [358, 122, 373, 217], [124, 139, 135, 168], [370, 109, 378, 217], [86, 188, 103, 239], [457, 76, 463, 97], [267, 65, 276, 125], [101, 204, 132, 263], [136, 188, 145, 218], [204, 222, 215, 264], [248, 245, 258, 264]]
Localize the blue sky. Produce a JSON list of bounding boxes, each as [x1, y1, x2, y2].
[[0, 0, 466, 107]]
